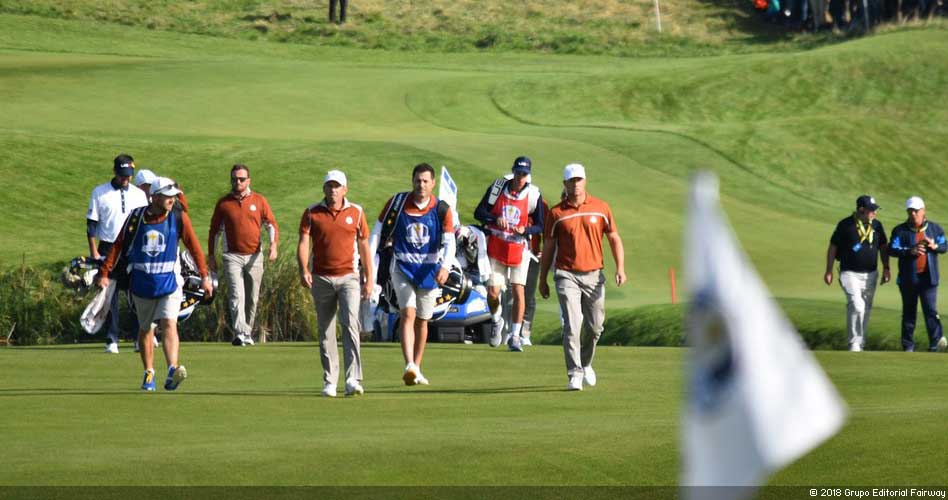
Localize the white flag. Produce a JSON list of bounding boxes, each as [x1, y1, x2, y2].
[[439, 165, 460, 230], [682, 172, 846, 500]]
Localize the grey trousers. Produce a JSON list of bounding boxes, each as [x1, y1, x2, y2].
[[839, 270, 878, 349], [310, 272, 363, 386], [222, 252, 264, 338], [555, 269, 606, 378]]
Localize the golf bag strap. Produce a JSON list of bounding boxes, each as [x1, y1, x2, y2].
[[486, 177, 507, 209], [380, 192, 409, 246], [121, 205, 182, 258]]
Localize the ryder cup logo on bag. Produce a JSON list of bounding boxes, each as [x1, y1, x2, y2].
[[407, 223, 431, 248], [143, 230, 167, 257], [502, 205, 522, 225]]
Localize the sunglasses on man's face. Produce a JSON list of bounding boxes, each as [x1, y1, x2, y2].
[[231, 177, 249, 183]]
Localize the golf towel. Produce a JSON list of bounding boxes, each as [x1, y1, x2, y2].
[[81, 281, 116, 334]]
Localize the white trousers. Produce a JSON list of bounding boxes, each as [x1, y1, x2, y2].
[[839, 270, 878, 350]]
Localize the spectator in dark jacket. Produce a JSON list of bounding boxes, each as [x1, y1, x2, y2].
[[888, 196, 948, 352]]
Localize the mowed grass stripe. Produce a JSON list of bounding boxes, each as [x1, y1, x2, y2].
[[2, 344, 946, 485]]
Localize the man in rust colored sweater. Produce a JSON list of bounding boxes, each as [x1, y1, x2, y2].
[[208, 164, 279, 346], [297, 170, 373, 397]]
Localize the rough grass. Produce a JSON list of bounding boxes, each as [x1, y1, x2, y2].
[[0, 0, 894, 57]]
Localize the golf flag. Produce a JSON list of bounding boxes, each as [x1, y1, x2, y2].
[[439, 165, 460, 230], [682, 172, 846, 500]]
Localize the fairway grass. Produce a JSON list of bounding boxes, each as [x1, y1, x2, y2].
[[1, 343, 946, 487]]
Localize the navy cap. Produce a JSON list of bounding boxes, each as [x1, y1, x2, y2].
[[512, 156, 531, 174], [856, 195, 880, 211], [113, 154, 135, 177]]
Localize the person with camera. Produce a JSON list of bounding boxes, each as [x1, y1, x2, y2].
[[96, 177, 213, 391], [888, 196, 948, 352]]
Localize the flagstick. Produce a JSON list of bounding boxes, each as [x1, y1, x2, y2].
[[654, 0, 663, 33]]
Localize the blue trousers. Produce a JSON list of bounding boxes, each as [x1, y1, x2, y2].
[[898, 275, 943, 352], [97, 241, 138, 343]]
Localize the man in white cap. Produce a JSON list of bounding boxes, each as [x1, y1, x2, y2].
[[539, 163, 627, 390], [297, 170, 373, 397], [208, 164, 279, 346], [96, 177, 213, 391], [135, 168, 190, 211], [86, 153, 148, 353], [823, 195, 891, 351], [888, 196, 948, 352]]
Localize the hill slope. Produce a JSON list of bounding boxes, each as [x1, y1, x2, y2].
[[1, 16, 947, 311], [0, 0, 819, 57]]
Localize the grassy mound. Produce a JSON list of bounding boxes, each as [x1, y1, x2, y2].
[[0, 0, 832, 57]]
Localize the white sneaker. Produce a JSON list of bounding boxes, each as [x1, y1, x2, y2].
[[414, 371, 430, 385], [849, 343, 863, 352], [403, 363, 418, 386], [321, 383, 337, 398], [937, 336, 948, 353], [567, 374, 583, 391], [243, 335, 256, 346], [582, 366, 597, 387], [521, 335, 533, 347], [344, 381, 364, 396], [105, 342, 119, 354], [508, 334, 523, 352], [489, 317, 505, 348]]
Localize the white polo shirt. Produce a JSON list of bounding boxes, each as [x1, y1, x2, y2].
[[86, 181, 148, 243]]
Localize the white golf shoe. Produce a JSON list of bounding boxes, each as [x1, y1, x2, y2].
[[582, 366, 597, 387]]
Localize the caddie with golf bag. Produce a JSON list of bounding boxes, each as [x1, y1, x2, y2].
[[96, 177, 213, 392]]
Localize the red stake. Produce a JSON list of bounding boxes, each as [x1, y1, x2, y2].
[[670, 266, 677, 305]]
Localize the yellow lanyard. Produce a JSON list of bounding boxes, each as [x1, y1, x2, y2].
[[854, 215, 873, 244], [915, 223, 929, 234]]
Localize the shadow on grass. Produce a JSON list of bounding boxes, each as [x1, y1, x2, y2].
[[367, 385, 564, 395], [0, 385, 565, 396]]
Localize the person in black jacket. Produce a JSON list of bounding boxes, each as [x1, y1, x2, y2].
[[888, 196, 948, 352], [329, 0, 347, 24], [824, 195, 890, 351]]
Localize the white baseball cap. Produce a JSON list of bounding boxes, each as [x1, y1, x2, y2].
[[133, 169, 157, 187], [152, 177, 181, 197], [906, 196, 925, 210], [563, 163, 586, 180], [324, 170, 348, 187]]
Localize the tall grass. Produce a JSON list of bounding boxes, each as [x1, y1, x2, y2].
[[0, 0, 861, 57], [0, 255, 928, 350], [0, 259, 88, 345], [0, 252, 317, 345]]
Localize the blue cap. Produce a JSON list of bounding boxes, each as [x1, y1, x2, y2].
[[512, 156, 532, 174]]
